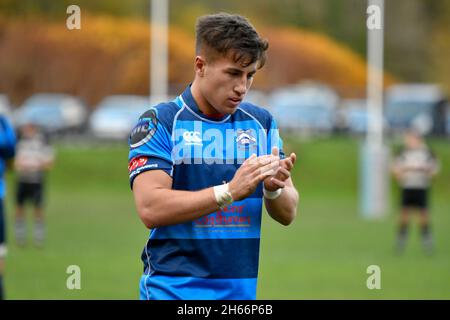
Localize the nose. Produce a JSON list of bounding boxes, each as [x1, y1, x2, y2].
[[234, 77, 247, 96]]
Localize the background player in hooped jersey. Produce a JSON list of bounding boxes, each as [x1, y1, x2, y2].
[[392, 130, 439, 255], [14, 122, 55, 248], [128, 13, 299, 300]]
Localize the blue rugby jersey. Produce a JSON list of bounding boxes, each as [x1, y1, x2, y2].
[[0, 116, 16, 199], [128, 86, 284, 300]]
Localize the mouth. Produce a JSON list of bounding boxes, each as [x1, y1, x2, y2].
[[228, 97, 242, 106]]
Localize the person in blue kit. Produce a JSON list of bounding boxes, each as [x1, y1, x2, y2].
[[0, 114, 16, 300], [128, 13, 299, 300]]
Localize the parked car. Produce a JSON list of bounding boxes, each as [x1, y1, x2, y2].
[[446, 108, 450, 136], [243, 90, 270, 109], [0, 94, 12, 119], [338, 99, 388, 135], [337, 99, 369, 134], [13, 93, 87, 134], [89, 95, 150, 140], [269, 83, 339, 134], [385, 84, 448, 136]]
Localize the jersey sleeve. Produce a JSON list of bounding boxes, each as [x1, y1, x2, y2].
[[427, 149, 440, 175], [42, 144, 55, 164], [267, 116, 285, 160], [128, 108, 173, 189], [393, 151, 405, 169], [0, 117, 16, 159]]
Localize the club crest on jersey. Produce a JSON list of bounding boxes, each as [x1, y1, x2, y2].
[[130, 109, 158, 148], [236, 129, 256, 149]]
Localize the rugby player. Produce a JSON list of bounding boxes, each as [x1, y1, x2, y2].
[[14, 123, 54, 247], [392, 130, 439, 255], [128, 13, 299, 300]]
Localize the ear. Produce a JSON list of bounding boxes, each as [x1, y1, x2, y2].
[[194, 56, 206, 77]]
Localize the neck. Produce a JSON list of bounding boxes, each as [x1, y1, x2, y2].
[[190, 81, 224, 116]]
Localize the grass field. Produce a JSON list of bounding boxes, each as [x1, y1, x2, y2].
[[3, 135, 450, 299]]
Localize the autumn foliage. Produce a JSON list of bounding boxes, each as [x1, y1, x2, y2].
[[0, 14, 393, 107], [260, 27, 394, 96]]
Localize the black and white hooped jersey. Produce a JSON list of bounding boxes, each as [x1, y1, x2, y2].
[[394, 147, 438, 189]]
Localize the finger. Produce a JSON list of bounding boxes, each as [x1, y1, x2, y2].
[[251, 155, 278, 171], [260, 167, 277, 177], [254, 160, 280, 181], [245, 153, 257, 164], [264, 156, 281, 175], [281, 158, 293, 170], [276, 167, 291, 180], [257, 155, 273, 166], [290, 153, 297, 165], [270, 177, 286, 188], [253, 173, 269, 185], [246, 153, 258, 165], [249, 154, 271, 167], [259, 160, 279, 177], [272, 146, 279, 157], [250, 161, 275, 178]]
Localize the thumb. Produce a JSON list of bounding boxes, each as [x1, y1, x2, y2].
[[290, 153, 297, 165]]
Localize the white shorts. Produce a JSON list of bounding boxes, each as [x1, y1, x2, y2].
[[0, 244, 7, 258]]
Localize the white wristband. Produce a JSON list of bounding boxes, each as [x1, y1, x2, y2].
[[263, 187, 282, 200], [213, 183, 234, 209]]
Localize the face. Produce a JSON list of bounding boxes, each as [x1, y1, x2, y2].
[[195, 53, 258, 115], [404, 132, 421, 149], [22, 123, 37, 137]]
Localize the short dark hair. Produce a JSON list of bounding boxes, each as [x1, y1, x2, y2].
[[195, 13, 269, 69]]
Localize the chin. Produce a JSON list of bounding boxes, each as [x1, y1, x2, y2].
[[224, 106, 238, 115], [225, 102, 241, 112]]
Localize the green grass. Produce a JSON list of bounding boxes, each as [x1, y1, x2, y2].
[[3, 136, 450, 299]]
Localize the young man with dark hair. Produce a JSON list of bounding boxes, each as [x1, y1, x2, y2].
[[0, 114, 16, 300], [392, 130, 439, 255], [129, 13, 299, 300]]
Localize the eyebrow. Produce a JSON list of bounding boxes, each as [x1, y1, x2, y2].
[[225, 67, 257, 75]]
